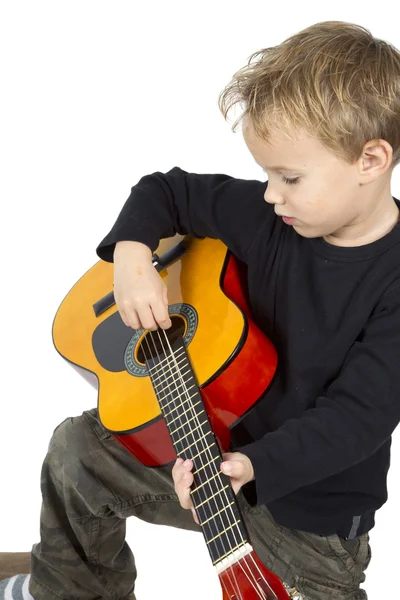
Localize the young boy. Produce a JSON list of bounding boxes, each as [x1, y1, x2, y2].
[[2, 19, 400, 600]]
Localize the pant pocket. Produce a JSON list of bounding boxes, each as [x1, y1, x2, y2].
[[284, 529, 356, 590], [83, 407, 114, 441], [330, 532, 370, 572], [338, 536, 361, 560]]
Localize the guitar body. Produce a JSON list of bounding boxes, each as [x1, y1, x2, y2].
[[52, 235, 300, 599], [52, 235, 278, 465]]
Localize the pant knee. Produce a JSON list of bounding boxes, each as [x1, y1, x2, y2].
[[41, 412, 115, 517], [48, 411, 101, 461]]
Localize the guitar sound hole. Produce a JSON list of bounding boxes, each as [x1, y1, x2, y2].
[[136, 315, 186, 364]]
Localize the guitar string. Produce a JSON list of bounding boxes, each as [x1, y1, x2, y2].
[[144, 329, 259, 600], [142, 328, 277, 600], [145, 328, 274, 600], [155, 329, 279, 600], [142, 332, 243, 600], [153, 328, 279, 600]]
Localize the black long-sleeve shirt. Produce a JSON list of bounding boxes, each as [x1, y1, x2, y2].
[[96, 166, 400, 539]]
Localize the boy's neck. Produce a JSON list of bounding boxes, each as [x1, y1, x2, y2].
[[323, 195, 400, 248]]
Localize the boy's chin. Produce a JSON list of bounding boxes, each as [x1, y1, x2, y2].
[[293, 223, 325, 239]]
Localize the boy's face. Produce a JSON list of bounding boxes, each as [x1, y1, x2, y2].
[[242, 116, 395, 245]]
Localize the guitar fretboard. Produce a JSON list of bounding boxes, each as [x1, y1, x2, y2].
[[146, 336, 250, 567]]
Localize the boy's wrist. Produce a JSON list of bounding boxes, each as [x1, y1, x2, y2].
[[114, 240, 153, 261]]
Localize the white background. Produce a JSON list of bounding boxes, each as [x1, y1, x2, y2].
[[1, 2, 399, 599]]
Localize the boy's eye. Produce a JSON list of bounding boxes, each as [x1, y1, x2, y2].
[[261, 168, 299, 185], [281, 176, 299, 185]]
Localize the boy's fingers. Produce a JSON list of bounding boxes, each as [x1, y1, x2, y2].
[[172, 457, 193, 481], [191, 507, 200, 525], [172, 458, 200, 524], [177, 471, 194, 509], [172, 458, 195, 509], [171, 457, 184, 482]]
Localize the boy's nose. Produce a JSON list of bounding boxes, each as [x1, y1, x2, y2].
[[264, 192, 285, 205]]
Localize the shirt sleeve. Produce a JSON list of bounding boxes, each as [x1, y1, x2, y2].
[[95, 165, 271, 264], [236, 285, 400, 505]]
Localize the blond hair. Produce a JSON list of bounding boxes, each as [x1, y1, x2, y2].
[[218, 21, 400, 170]]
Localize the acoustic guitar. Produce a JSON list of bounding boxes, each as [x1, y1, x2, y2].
[[52, 234, 303, 599]]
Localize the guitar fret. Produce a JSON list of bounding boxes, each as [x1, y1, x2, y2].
[[149, 359, 187, 387], [196, 496, 249, 566], [206, 520, 241, 545], [200, 501, 235, 526], [157, 385, 198, 408], [166, 402, 202, 427], [190, 441, 216, 461], [153, 363, 190, 388], [175, 434, 211, 455], [212, 542, 249, 566], [169, 410, 205, 435], [190, 470, 221, 494], [149, 351, 185, 379], [173, 421, 209, 446], [194, 456, 217, 475], [196, 484, 230, 508], [157, 383, 196, 404], [151, 348, 185, 369], [146, 336, 251, 567], [163, 397, 201, 417]]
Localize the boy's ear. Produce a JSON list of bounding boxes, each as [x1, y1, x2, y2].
[[359, 138, 393, 180]]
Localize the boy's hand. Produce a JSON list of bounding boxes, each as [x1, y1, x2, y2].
[[113, 240, 172, 331], [172, 452, 255, 525]]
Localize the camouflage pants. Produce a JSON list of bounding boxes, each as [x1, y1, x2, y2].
[[29, 408, 371, 600]]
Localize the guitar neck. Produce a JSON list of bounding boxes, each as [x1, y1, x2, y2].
[[146, 335, 251, 568]]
